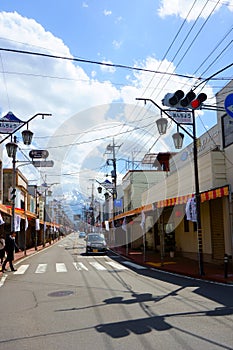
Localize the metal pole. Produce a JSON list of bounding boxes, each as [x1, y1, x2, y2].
[[0, 113, 52, 145], [136, 97, 205, 276], [192, 109, 204, 276], [11, 145, 16, 233], [43, 188, 47, 247]]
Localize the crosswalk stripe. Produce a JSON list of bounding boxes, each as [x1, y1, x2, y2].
[[8, 260, 146, 276], [14, 264, 29, 274], [89, 261, 106, 270], [0, 274, 8, 287], [105, 261, 128, 270], [35, 264, 47, 274], [56, 263, 67, 272], [73, 262, 88, 271]]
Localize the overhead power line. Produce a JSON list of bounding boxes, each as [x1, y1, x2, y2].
[[0, 47, 201, 81]]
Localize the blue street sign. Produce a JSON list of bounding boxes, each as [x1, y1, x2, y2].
[[224, 94, 233, 118]]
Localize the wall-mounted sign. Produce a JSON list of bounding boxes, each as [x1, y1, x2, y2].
[[0, 112, 24, 134], [224, 94, 233, 118], [33, 160, 54, 167], [29, 150, 49, 159]]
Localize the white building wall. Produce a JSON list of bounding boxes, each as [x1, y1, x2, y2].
[[141, 124, 226, 205]]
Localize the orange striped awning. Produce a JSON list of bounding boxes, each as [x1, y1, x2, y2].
[[0, 203, 11, 215], [157, 194, 194, 208], [200, 185, 229, 202], [112, 203, 153, 221], [157, 185, 229, 208], [112, 185, 229, 221]]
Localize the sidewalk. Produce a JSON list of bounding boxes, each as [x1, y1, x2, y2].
[[111, 246, 233, 285], [0, 239, 59, 273], [1, 240, 233, 284]]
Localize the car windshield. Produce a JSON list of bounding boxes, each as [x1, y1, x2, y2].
[[87, 234, 105, 242]]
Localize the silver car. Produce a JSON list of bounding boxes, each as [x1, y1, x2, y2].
[[85, 233, 107, 254]]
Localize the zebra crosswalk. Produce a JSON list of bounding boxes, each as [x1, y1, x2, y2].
[[10, 259, 146, 276]]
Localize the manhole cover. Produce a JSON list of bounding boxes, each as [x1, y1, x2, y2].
[[48, 290, 74, 297]]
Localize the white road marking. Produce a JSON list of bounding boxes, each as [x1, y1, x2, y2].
[[89, 261, 106, 270], [1, 259, 146, 278], [105, 261, 128, 270], [14, 264, 29, 274], [35, 264, 47, 274], [0, 274, 8, 287], [73, 262, 88, 271], [56, 263, 67, 272], [123, 261, 147, 269]]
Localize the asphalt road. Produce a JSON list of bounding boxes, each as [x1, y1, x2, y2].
[[0, 232, 233, 350]]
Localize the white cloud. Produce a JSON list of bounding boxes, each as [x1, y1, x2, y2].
[[82, 2, 88, 8], [115, 16, 123, 23], [100, 60, 116, 73], [0, 11, 214, 197], [103, 9, 112, 16], [112, 40, 122, 50], [158, 0, 223, 21]]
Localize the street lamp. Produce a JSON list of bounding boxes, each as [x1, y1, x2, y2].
[[0, 112, 52, 145], [6, 137, 18, 232], [3, 112, 51, 237], [6, 129, 34, 232], [156, 114, 168, 135], [136, 97, 204, 276], [22, 128, 33, 145], [172, 131, 184, 149], [5, 129, 35, 233]]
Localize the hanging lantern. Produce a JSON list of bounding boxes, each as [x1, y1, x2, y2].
[[5, 141, 18, 158], [22, 129, 34, 145], [172, 132, 184, 149], [104, 192, 109, 200], [156, 117, 168, 135]]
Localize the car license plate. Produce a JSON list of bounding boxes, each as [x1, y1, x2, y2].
[[93, 249, 98, 253]]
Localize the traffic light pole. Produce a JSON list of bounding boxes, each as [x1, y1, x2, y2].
[[192, 109, 204, 276], [136, 97, 204, 276]]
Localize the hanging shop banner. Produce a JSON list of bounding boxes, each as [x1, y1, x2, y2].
[[35, 218, 40, 231], [185, 197, 197, 222], [14, 214, 21, 232]]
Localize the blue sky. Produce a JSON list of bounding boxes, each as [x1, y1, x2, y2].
[[0, 0, 233, 209]]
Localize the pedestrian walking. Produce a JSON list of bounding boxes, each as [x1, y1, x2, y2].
[[0, 234, 5, 264], [2, 232, 19, 272]]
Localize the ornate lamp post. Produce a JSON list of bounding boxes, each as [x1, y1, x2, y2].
[[5, 129, 33, 232], [6, 137, 17, 232], [3, 112, 51, 241]]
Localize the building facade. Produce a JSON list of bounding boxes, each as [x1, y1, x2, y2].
[[112, 82, 233, 265]]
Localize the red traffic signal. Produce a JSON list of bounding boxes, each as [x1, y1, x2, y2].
[[190, 93, 207, 109], [162, 90, 207, 109]]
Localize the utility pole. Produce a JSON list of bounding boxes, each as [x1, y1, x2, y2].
[[105, 138, 121, 218]]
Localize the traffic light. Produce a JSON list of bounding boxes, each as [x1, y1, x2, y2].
[[190, 93, 207, 109], [162, 90, 184, 107], [162, 90, 207, 110], [180, 90, 196, 107]]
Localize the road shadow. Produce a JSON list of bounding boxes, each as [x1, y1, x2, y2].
[[95, 292, 233, 341]]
